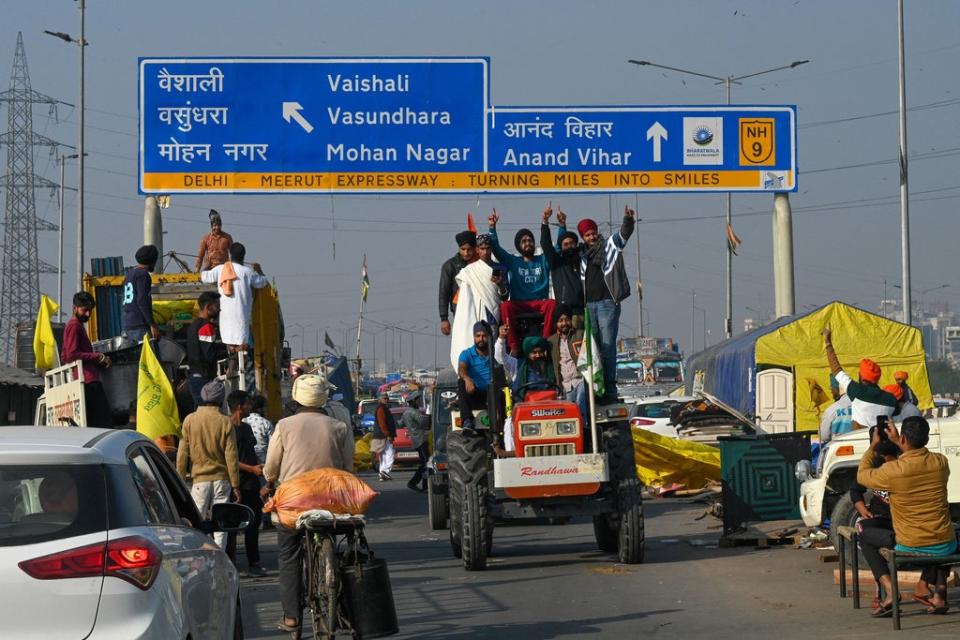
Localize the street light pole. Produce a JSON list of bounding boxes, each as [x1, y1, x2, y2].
[[897, 0, 912, 325], [78, 0, 85, 291], [628, 58, 809, 339]]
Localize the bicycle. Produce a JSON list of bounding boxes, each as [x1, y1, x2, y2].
[[291, 511, 368, 640]]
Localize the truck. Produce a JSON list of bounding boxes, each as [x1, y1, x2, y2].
[[34, 198, 285, 426], [443, 327, 644, 570], [796, 414, 960, 551]]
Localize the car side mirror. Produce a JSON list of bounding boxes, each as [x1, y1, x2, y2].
[[208, 502, 254, 533]]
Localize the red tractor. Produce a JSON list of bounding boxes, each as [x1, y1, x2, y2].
[[447, 379, 644, 570]]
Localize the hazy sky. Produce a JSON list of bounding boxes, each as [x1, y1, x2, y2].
[[4, 0, 960, 371]]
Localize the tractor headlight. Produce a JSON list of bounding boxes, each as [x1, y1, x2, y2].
[[556, 421, 577, 435], [520, 422, 542, 437]]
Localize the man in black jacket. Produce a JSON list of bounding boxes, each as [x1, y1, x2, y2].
[[122, 245, 160, 342], [540, 205, 583, 315], [185, 291, 224, 405], [438, 230, 477, 336]]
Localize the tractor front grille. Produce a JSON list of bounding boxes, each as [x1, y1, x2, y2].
[[524, 443, 575, 457]]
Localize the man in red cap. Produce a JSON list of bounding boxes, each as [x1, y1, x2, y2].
[[822, 327, 896, 430], [577, 206, 635, 401]]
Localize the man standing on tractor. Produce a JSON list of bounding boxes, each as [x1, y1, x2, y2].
[[122, 245, 161, 342], [195, 209, 234, 272], [439, 230, 477, 337], [541, 206, 584, 317], [488, 209, 556, 356], [457, 321, 493, 432], [61, 291, 112, 428], [577, 206, 636, 402]]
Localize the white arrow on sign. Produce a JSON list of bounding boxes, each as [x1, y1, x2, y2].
[[646, 121, 668, 163], [282, 101, 314, 133]]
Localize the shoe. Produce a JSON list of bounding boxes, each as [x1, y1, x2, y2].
[[407, 482, 425, 493], [247, 564, 267, 577], [379, 471, 392, 481], [461, 418, 475, 435]]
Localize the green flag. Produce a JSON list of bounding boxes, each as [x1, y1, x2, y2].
[[577, 305, 605, 396]]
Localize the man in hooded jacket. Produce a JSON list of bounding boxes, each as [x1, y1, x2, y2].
[[488, 210, 556, 355]]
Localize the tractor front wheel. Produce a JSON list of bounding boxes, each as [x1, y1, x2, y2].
[[616, 478, 645, 564], [592, 514, 619, 553], [461, 482, 491, 571]]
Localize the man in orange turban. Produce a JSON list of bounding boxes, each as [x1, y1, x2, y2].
[[822, 327, 897, 430], [894, 370, 919, 406]]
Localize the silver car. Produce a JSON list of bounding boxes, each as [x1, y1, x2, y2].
[[0, 427, 250, 639]]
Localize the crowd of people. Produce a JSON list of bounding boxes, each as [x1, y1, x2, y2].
[[440, 204, 635, 434], [821, 327, 956, 617]]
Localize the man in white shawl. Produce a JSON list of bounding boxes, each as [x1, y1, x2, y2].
[[449, 234, 506, 368]]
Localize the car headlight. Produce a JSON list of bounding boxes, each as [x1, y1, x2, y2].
[[794, 460, 812, 482], [520, 422, 542, 437], [556, 421, 577, 435]]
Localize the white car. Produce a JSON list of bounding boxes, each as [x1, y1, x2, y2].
[[0, 427, 251, 639], [628, 395, 697, 438]]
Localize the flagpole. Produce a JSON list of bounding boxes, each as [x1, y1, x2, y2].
[[354, 255, 367, 396], [581, 275, 599, 454]]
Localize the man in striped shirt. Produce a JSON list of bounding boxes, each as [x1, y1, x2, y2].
[[822, 327, 896, 430]]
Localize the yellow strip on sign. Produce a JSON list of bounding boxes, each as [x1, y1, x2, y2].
[[143, 170, 786, 192]]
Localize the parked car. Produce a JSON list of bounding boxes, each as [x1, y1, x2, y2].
[[0, 427, 252, 639], [628, 395, 697, 438]]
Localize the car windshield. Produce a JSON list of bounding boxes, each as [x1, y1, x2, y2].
[[653, 361, 682, 381], [0, 465, 107, 547], [636, 402, 677, 419], [616, 361, 644, 383]]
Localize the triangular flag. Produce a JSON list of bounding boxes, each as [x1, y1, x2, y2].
[[137, 339, 181, 441], [577, 305, 605, 396], [33, 294, 60, 370], [361, 255, 370, 302], [324, 331, 337, 352], [467, 212, 477, 234], [726, 223, 743, 256]]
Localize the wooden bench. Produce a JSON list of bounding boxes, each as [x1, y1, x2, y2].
[[879, 547, 960, 630], [836, 526, 863, 606]]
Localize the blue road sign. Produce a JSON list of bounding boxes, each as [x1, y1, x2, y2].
[[486, 106, 797, 193], [138, 57, 797, 194], [139, 57, 489, 193]]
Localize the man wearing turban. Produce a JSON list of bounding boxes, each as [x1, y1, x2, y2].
[[487, 209, 556, 355], [438, 230, 477, 336], [122, 244, 161, 341], [822, 327, 896, 430]]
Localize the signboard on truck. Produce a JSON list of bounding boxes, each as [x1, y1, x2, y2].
[[139, 57, 797, 195]]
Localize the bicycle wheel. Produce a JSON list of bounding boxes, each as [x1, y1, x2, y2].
[[309, 534, 339, 639]]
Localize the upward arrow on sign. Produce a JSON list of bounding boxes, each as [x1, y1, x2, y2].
[[282, 101, 314, 133], [646, 121, 667, 163]]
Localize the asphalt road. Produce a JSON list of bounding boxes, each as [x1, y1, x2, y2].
[[241, 469, 959, 638]]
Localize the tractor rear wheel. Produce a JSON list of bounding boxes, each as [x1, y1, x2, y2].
[[448, 472, 463, 558], [592, 514, 619, 552], [617, 478, 645, 564], [461, 482, 490, 571]]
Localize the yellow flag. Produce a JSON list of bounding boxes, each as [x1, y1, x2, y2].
[[137, 339, 181, 440], [33, 295, 60, 370]]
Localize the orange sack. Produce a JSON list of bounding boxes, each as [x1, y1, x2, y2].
[[263, 468, 379, 529]]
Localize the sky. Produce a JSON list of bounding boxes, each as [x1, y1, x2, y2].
[[3, 0, 960, 372]]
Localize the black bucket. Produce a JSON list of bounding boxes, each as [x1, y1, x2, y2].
[[340, 556, 399, 638]]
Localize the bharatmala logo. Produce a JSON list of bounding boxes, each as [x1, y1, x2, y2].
[[520, 465, 579, 477]]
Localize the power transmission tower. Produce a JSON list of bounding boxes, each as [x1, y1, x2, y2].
[[0, 32, 69, 364]]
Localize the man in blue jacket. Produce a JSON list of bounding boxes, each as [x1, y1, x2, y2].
[[488, 209, 556, 355], [578, 206, 635, 402], [122, 245, 160, 342]]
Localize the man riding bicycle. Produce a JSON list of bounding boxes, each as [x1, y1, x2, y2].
[[262, 374, 354, 634]]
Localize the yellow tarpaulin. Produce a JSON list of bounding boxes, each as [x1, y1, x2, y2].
[[755, 301, 932, 431], [151, 299, 198, 328], [631, 427, 721, 488]]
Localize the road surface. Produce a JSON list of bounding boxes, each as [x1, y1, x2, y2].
[[241, 469, 958, 638]]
